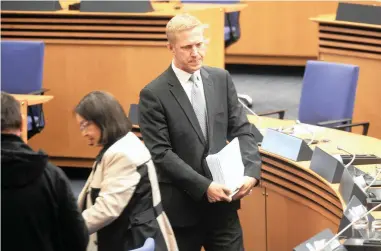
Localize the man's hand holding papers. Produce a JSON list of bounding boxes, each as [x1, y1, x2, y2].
[[206, 182, 232, 203], [231, 176, 257, 201], [206, 138, 257, 203]]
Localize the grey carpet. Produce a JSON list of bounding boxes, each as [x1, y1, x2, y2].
[[227, 64, 304, 120]]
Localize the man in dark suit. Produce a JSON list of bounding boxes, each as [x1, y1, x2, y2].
[[138, 13, 262, 251]]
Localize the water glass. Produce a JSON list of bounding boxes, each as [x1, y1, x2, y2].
[[370, 219, 381, 239], [352, 217, 370, 239]]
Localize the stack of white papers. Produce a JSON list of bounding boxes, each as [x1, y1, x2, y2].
[[206, 138, 245, 197]]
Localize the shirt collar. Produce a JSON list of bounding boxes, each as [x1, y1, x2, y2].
[[171, 60, 201, 84]]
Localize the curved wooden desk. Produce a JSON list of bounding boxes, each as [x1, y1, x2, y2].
[[240, 116, 381, 251]]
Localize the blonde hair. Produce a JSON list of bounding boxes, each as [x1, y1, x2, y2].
[[166, 13, 202, 43]]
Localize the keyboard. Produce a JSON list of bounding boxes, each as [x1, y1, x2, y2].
[[341, 154, 381, 165]]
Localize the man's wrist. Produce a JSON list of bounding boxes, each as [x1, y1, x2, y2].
[[252, 178, 260, 187]]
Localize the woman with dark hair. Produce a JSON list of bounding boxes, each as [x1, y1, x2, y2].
[[75, 91, 178, 251]]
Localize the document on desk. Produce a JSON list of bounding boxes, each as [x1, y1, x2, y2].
[[206, 138, 245, 197]]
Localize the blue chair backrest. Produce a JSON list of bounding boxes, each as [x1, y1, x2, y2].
[[1, 40, 45, 94], [1, 40, 46, 138], [129, 238, 155, 251], [181, 0, 241, 38], [298, 60, 359, 125]]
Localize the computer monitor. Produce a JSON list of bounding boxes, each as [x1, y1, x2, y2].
[[1, 1, 62, 11], [80, 0, 154, 13]]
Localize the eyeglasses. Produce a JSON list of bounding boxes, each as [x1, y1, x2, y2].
[[79, 121, 91, 132]]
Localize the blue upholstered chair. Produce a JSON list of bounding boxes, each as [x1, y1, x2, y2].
[[128, 104, 143, 140], [129, 238, 155, 251], [181, 0, 241, 48], [259, 60, 369, 135], [1, 40, 48, 139]]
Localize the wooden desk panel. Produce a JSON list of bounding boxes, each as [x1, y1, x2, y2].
[[33, 44, 172, 159], [226, 1, 339, 66], [12, 94, 53, 106], [238, 187, 266, 251], [266, 188, 339, 251]]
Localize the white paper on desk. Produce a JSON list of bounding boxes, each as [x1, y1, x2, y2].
[[292, 123, 324, 135], [353, 175, 367, 192], [206, 138, 245, 196]]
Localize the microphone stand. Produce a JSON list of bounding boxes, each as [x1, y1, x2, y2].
[[319, 202, 381, 251], [337, 146, 356, 168]]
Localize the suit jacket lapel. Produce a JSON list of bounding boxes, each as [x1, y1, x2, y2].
[[201, 67, 216, 145], [167, 66, 207, 145]]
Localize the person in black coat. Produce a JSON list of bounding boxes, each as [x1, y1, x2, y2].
[[1, 92, 89, 251]]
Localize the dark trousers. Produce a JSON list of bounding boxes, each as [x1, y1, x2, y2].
[[173, 210, 243, 251]]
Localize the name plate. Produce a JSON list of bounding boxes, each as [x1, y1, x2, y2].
[[338, 195, 375, 239], [80, 0, 154, 13], [336, 2, 381, 25], [310, 147, 346, 183], [261, 129, 313, 161], [339, 169, 368, 205]]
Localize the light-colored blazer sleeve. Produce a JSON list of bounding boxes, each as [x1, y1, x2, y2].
[[82, 152, 141, 234]]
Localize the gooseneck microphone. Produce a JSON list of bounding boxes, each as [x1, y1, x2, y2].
[[337, 146, 356, 168], [238, 98, 262, 122]]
